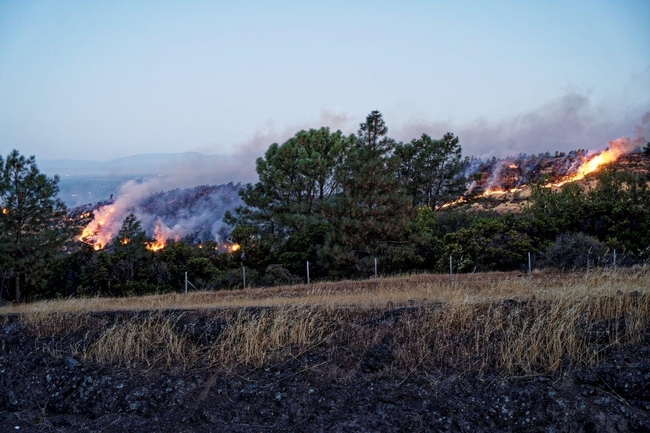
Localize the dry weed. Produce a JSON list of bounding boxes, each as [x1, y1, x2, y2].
[[83, 314, 197, 370], [5, 270, 648, 375]]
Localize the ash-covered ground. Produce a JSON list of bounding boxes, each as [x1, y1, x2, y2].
[[1, 309, 649, 432]]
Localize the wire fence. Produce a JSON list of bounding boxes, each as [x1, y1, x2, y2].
[[194, 248, 649, 292]]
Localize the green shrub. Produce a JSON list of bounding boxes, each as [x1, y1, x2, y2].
[[543, 233, 606, 270]]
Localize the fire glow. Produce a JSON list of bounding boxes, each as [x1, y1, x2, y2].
[[438, 138, 636, 209], [543, 146, 623, 188], [145, 220, 171, 252], [79, 205, 118, 250], [480, 187, 524, 197], [79, 210, 240, 254]]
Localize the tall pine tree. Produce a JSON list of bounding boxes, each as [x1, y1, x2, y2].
[[0, 150, 67, 302], [325, 111, 414, 275]]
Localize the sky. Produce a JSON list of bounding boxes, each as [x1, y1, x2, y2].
[[1, 0, 649, 163]]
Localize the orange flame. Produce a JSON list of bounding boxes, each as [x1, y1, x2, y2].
[[438, 197, 466, 209], [146, 240, 165, 252], [79, 205, 118, 250], [544, 144, 626, 188], [145, 221, 169, 252], [230, 243, 241, 252], [2, 208, 8, 215], [480, 186, 524, 197]]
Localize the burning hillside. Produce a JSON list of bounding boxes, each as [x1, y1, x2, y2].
[[75, 182, 243, 251], [442, 135, 648, 211]]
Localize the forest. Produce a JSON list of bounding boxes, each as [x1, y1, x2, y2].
[[2, 111, 650, 302]]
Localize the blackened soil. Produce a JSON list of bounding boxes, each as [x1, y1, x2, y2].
[[1, 311, 649, 433]]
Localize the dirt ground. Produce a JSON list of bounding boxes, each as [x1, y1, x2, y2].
[[1, 310, 649, 432]]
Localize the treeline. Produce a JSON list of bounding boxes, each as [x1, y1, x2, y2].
[[224, 111, 650, 279], [1, 112, 650, 301]]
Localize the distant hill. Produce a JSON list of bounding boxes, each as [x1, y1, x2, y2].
[[39, 152, 257, 207]]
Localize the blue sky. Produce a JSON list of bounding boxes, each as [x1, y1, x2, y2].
[[1, 0, 649, 161]]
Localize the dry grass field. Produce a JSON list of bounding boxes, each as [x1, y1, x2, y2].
[[3, 268, 648, 377]]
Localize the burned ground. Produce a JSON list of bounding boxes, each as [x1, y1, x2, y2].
[[1, 302, 649, 432]]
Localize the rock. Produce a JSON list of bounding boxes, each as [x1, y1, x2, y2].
[[64, 356, 82, 369]]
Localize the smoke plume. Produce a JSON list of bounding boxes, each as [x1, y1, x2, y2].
[[393, 92, 649, 159]]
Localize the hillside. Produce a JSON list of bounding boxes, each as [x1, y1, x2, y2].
[[447, 152, 650, 214], [70, 182, 243, 249]]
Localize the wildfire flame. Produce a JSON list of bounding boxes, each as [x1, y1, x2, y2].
[[439, 138, 635, 209], [438, 197, 466, 209], [145, 220, 171, 252], [146, 240, 165, 252], [481, 186, 524, 197], [2, 208, 8, 215], [544, 141, 629, 188], [79, 205, 118, 250], [230, 243, 241, 252]]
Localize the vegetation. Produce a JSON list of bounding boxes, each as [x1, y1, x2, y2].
[[6, 270, 649, 376], [0, 150, 68, 302], [1, 112, 649, 302]]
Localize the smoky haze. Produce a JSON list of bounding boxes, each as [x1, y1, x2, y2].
[[393, 92, 650, 160], [39, 92, 649, 208], [40, 153, 257, 207]]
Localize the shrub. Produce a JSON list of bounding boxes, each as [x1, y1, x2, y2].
[[260, 264, 301, 287], [543, 233, 606, 270]]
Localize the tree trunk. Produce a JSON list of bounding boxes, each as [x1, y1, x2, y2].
[[15, 273, 20, 303]]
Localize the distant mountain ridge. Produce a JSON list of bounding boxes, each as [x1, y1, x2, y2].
[[39, 152, 241, 177], [38, 152, 257, 207]]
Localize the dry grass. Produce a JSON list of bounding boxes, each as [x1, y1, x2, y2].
[[4, 269, 645, 314], [208, 307, 335, 368], [6, 268, 650, 375], [83, 314, 197, 370]]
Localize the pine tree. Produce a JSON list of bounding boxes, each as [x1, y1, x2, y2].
[[395, 132, 468, 208], [0, 150, 67, 302], [325, 111, 414, 275], [225, 127, 352, 271]]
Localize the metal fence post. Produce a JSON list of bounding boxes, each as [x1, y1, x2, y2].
[[374, 257, 378, 282], [449, 255, 453, 284]]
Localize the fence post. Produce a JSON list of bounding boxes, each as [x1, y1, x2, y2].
[[242, 265, 246, 289], [449, 255, 453, 284], [374, 257, 378, 282], [306, 261, 310, 285], [528, 252, 531, 279]]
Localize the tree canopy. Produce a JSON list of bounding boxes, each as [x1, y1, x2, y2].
[[0, 150, 67, 302]]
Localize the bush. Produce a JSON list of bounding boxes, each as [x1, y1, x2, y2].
[[260, 265, 301, 287], [543, 233, 606, 270]]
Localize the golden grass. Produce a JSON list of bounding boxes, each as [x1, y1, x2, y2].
[[83, 314, 196, 370], [4, 269, 646, 314], [7, 268, 650, 375]]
